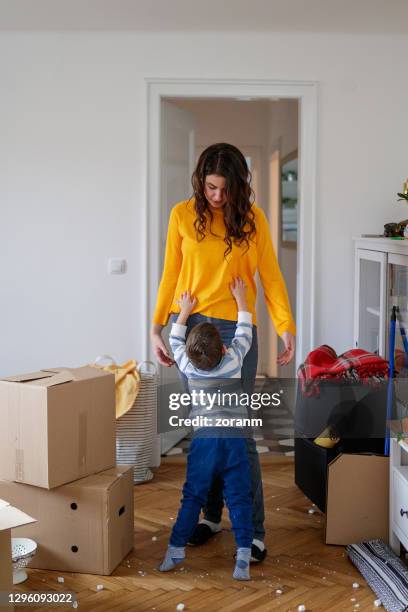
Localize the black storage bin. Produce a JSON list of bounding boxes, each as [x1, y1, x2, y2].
[[294, 437, 343, 512], [294, 380, 388, 448]]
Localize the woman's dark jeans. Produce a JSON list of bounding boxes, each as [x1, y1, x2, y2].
[[170, 313, 265, 541]]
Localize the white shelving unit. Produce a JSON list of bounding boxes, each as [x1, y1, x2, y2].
[[390, 437, 408, 554], [354, 237, 408, 554]]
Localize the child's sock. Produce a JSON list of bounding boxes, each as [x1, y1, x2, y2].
[[159, 546, 185, 572], [233, 547, 251, 581]]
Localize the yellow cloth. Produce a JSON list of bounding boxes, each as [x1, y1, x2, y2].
[[152, 199, 296, 335], [314, 427, 340, 449], [95, 360, 140, 419]]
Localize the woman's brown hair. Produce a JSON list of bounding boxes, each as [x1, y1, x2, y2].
[[191, 143, 256, 258]]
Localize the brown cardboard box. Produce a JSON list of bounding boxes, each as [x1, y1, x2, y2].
[[0, 499, 36, 611], [325, 453, 389, 545], [0, 466, 134, 576], [0, 367, 115, 489]]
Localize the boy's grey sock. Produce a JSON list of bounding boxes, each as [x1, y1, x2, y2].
[[233, 547, 251, 581], [159, 546, 185, 572]]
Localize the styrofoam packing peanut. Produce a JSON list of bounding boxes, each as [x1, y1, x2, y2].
[[374, 600, 382, 608], [72, 602, 78, 609], [352, 582, 360, 589], [96, 584, 104, 591], [152, 536, 157, 541], [350, 598, 356, 602], [57, 576, 64, 583], [276, 589, 283, 595], [176, 604, 185, 611], [308, 508, 315, 514], [298, 605, 306, 612]]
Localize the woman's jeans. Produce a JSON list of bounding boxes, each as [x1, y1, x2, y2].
[[170, 313, 266, 542]]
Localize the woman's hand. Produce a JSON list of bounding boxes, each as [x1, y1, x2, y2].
[[277, 331, 295, 365], [151, 327, 174, 367]]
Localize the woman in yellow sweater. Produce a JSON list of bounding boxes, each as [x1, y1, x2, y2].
[[151, 143, 295, 562]]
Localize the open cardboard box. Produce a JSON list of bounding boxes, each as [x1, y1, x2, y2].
[[0, 499, 36, 612], [0, 366, 116, 488], [0, 466, 134, 575], [325, 453, 389, 545]]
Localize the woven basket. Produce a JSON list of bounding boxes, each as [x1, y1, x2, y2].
[[116, 361, 158, 483]]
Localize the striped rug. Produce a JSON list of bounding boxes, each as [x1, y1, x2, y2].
[[347, 540, 408, 611]]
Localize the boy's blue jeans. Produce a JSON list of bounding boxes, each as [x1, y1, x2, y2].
[[170, 435, 253, 548], [170, 312, 266, 542]]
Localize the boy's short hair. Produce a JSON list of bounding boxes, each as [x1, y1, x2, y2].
[[186, 322, 223, 371]]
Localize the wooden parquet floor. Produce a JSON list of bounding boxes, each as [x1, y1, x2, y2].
[[17, 456, 384, 611]]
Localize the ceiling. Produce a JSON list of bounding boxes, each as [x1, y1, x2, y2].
[[0, 0, 408, 33]]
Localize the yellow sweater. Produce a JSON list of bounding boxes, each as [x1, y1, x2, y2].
[[152, 199, 296, 336]]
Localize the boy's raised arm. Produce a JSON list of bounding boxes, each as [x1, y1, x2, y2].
[[229, 278, 253, 365]]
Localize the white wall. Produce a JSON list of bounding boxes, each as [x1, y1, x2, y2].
[[1, 31, 408, 375]]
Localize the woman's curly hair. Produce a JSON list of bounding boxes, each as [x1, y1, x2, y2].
[[191, 143, 256, 258]]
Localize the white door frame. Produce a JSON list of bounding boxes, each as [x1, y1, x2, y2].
[[145, 78, 318, 367]]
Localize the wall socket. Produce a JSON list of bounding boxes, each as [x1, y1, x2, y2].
[[108, 258, 127, 275]]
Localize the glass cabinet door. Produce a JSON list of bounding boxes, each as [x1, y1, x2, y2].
[[354, 249, 387, 356], [388, 254, 408, 361]]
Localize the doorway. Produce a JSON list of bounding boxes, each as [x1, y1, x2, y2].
[[164, 96, 299, 379]]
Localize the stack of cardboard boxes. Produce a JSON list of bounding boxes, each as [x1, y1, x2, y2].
[[0, 367, 134, 576]]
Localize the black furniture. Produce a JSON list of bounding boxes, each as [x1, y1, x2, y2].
[[294, 381, 387, 512]]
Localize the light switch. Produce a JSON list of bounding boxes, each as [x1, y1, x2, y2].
[[108, 258, 127, 275]]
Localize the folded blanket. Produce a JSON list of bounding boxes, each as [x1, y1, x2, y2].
[[298, 345, 389, 396], [347, 540, 408, 612]]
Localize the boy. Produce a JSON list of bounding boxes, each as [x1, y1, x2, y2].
[[159, 278, 254, 581]]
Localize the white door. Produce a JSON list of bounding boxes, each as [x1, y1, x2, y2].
[[159, 99, 195, 453]]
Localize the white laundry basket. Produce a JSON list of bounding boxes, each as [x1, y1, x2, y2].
[[116, 361, 158, 484]]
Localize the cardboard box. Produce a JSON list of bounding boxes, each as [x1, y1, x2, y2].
[[0, 499, 36, 612], [0, 366, 116, 488], [0, 466, 134, 576], [325, 453, 389, 545]]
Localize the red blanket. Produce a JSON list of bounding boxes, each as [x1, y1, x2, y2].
[[297, 345, 389, 395]]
